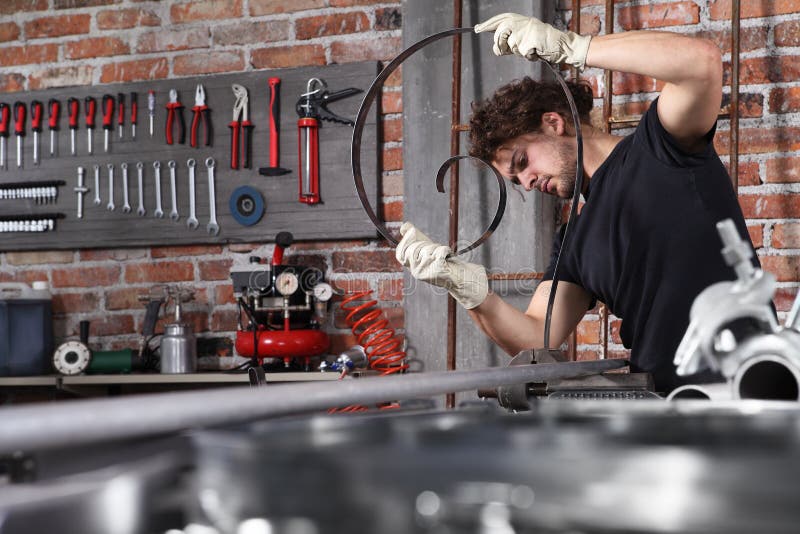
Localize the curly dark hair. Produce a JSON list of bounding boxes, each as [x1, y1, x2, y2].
[[468, 77, 594, 163]]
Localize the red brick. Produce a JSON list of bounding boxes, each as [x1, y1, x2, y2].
[[714, 127, 800, 155], [769, 87, 800, 114], [618, 1, 699, 30], [772, 224, 800, 249], [0, 270, 48, 285], [199, 259, 233, 281], [151, 244, 223, 258], [576, 318, 600, 345], [375, 7, 401, 31], [0, 22, 20, 43], [734, 56, 800, 85], [215, 285, 235, 305], [385, 66, 402, 87], [709, 0, 800, 20], [0, 73, 25, 93], [724, 161, 760, 187], [759, 255, 800, 282], [378, 278, 403, 301], [100, 58, 168, 83], [738, 194, 800, 219], [174, 51, 244, 75], [171, 0, 242, 23], [82, 314, 135, 337], [612, 72, 664, 96], [54, 0, 114, 8], [29, 65, 93, 89], [124, 261, 194, 283], [380, 200, 403, 222], [721, 92, 762, 119], [766, 157, 800, 184], [329, 332, 359, 355], [332, 250, 395, 273], [330, 0, 386, 5], [52, 292, 100, 314], [296, 12, 369, 40], [610, 319, 623, 345], [136, 28, 207, 53], [382, 117, 402, 142], [249, 0, 324, 15], [291, 240, 368, 251], [65, 37, 129, 60], [106, 287, 147, 310], [774, 287, 798, 312], [382, 147, 402, 171], [694, 27, 768, 55], [329, 277, 372, 294], [381, 173, 403, 197], [747, 224, 763, 249], [211, 309, 238, 332], [0, 0, 47, 14], [775, 20, 800, 47], [6, 250, 73, 265], [97, 8, 161, 30], [329, 35, 401, 63], [0, 44, 58, 67], [251, 44, 325, 69], [576, 349, 600, 362], [381, 91, 401, 114], [79, 248, 147, 261], [24, 14, 90, 39], [212, 20, 290, 46], [51, 265, 121, 288]]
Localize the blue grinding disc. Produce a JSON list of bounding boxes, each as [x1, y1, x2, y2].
[[229, 186, 265, 226]]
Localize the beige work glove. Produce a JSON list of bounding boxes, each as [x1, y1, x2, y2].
[[396, 222, 488, 310], [475, 12, 592, 70]]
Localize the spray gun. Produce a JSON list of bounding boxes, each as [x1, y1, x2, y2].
[[295, 78, 362, 205]]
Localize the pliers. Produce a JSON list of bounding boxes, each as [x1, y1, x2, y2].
[[190, 84, 212, 148], [229, 84, 253, 169], [165, 89, 185, 145]]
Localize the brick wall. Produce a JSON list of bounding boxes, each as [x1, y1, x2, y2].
[[559, 0, 800, 360], [0, 0, 403, 365]]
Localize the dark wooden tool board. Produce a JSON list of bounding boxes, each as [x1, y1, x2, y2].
[[0, 61, 380, 251]]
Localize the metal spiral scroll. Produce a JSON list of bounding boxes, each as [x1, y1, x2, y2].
[[350, 26, 585, 348]]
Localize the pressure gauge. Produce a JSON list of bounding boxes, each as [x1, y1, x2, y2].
[[313, 282, 333, 302], [53, 341, 92, 375], [276, 271, 299, 296]]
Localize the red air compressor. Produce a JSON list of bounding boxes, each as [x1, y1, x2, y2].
[[231, 232, 333, 370]]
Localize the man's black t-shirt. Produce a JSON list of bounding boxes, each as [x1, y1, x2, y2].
[[544, 98, 757, 393]]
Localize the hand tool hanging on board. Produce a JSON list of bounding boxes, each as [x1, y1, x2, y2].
[[165, 89, 185, 145], [13, 101, 25, 169], [258, 77, 291, 176], [67, 97, 79, 156], [101, 94, 114, 153], [117, 92, 125, 140], [74, 166, 88, 219], [30, 100, 43, 166], [295, 78, 362, 204], [84, 96, 96, 155], [48, 99, 60, 157], [190, 84, 212, 148], [0, 103, 9, 170], [148, 90, 155, 138], [130, 92, 138, 140], [229, 84, 253, 169]]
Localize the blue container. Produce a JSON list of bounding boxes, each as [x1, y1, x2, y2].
[[0, 283, 54, 376]]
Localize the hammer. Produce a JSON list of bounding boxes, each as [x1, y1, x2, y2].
[[258, 77, 292, 177]]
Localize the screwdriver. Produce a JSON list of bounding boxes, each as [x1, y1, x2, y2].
[[130, 92, 138, 140], [85, 96, 96, 155], [48, 98, 60, 157], [30, 100, 43, 165], [148, 90, 155, 137], [102, 94, 114, 153], [117, 92, 125, 140], [67, 97, 79, 156], [0, 103, 9, 170], [13, 101, 25, 169]]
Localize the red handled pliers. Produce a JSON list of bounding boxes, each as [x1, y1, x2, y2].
[[229, 84, 253, 169], [190, 83, 212, 148], [165, 89, 185, 145]]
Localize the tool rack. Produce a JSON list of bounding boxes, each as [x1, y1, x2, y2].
[[0, 61, 379, 251]]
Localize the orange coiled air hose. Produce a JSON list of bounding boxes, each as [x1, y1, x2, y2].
[[340, 290, 407, 375]]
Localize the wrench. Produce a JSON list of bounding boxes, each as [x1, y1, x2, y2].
[[168, 160, 179, 221], [136, 161, 146, 216], [205, 157, 219, 235], [121, 162, 131, 213], [186, 158, 198, 229], [153, 161, 164, 218], [106, 163, 115, 211], [93, 163, 101, 205]]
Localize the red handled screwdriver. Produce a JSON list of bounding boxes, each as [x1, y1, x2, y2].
[[67, 97, 79, 156], [130, 92, 138, 140], [117, 92, 125, 140], [48, 98, 60, 157], [30, 100, 43, 166], [85, 96, 96, 155], [102, 94, 114, 152], [13, 101, 26, 169], [0, 103, 9, 170]]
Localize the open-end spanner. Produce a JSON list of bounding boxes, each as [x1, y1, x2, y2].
[[205, 157, 219, 235], [153, 161, 164, 218], [136, 161, 145, 216], [186, 158, 199, 229], [121, 162, 131, 213], [168, 160, 179, 221], [93, 163, 101, 205], [106, 163, 115, 211]]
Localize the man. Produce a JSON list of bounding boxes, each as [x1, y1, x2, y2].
[[396, 13, 757, 393]]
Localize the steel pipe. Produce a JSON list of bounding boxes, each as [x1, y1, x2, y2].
[[667, 383, 733, 401], [734, 354, 800, 401]]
